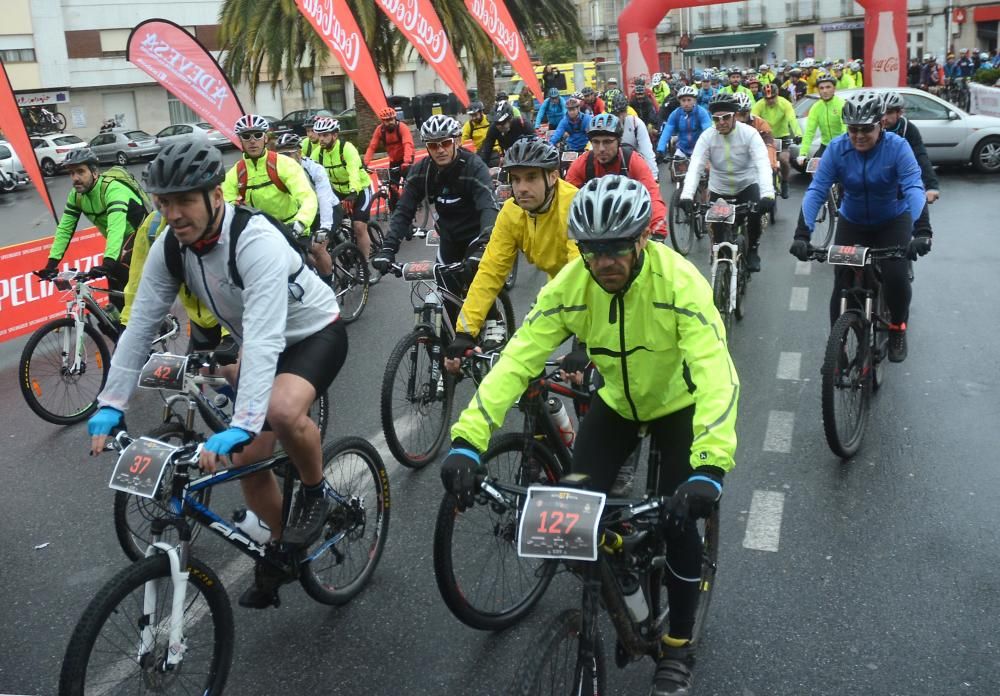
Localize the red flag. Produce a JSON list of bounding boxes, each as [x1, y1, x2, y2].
[[0, 60, 56, 222], [296, 0, 389, 113], [127, 19, 246, 148], [375, 0, 469, 107], [464, 0, 542, 101]]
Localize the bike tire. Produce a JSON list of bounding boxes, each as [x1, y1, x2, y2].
[[504, 253, 519, 291], [496, 287, 517, 341], [433, 433, 560, 631], [55, 112, 67, 132], [366, 222, 384, 258], [815, 190, 838, 249], [690, 506, 721, 645], [669, 188, 694, 256], [712, 261, 734, 336], [510, 608, 606, 696], [734, 235, 749, 322], [300, 437, 390, 605], [329, 241, 369, 324], [113, 422, 210, 562], [821, 310, 871, 459], [380, 328, 453, 468], [19, 318, 111, 425], [58, 554, 233, 696], [871, 291, 889, 393]]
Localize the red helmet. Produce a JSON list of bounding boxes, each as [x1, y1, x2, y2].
[[378, 107, 396, 120]]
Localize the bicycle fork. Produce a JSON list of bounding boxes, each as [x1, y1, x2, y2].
[[709, 241, 740, 314], [140, 540, 191, 668]]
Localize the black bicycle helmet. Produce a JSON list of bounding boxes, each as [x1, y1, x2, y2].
[[882, 92, 904, 112], [494, 101, 514, 124], [815, 72, 837, 86], [708, 92, 739, 114], [63, 147, 99, 168], [842, 91, 885, 126], [587, 113, 623, 138], [503, 136, 559, 171], [611, 93, 629, 113], [568, 175, 651, 243], [143, 140, 225, 195], [467, 100, 485, 115]]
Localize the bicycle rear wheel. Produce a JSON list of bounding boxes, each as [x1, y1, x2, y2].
[[821, 310, 871, 458], [380, 328, 453, 468], [300, 437, 389, 605], [734, 235, 749, 322], [669, 188, 694, 256], [510, 608, 606, 696], [19, 318, 111, 425], [433, 433, 560, 631], [366, 222, 384, 257], [329, 241, 369, 324], [58, 555, 233, 696], [815, 190, 838, 249]]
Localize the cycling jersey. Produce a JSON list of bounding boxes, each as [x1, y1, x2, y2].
[[759, 71, 776, 85], [548, 113, 591, 152], [619, 113, 658, 176], [697, 87, 716, 107], [564, 150, 666, 231], [801, 131, 925, 234], [750, 95, 801, 139], [582, 96, 605, 115], [681, 122, 775, 200], [534, 97, 566, 129], [719, 84, 756, 104], [476, 118, 534, 161], [804, 69, 819, 95], [462, 115, 492, 152], [456, 178, 580, 337], [656, 105, 712, 156], [364, 122, 415, 167], [629, 96, 659, 128], [50, 176, 144, 264], [300, 156, 339, 230], [222, 152, 317, 230], [301, 137, 321, 160], [451, 241, 739, 472], [747, 115, 777, 170], [314, 138, 370, 198], [800, 96, 846, 154], [652, 82, 671, 105], [100, 204, 340, 434]]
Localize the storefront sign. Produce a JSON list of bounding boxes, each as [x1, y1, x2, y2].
[[15, 91, 69, 107], [821, 21, 864, 32]]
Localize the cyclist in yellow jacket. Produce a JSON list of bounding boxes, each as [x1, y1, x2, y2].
[[441, 175, 738, 696], [462, 101, 492, 152], [443, 137, 579, 371]]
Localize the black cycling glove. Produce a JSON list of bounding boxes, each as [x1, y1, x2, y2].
[[445, 332, 477, 361], [664, 468, 723, 531], [441, 438, 486, 511], [907, 235, 931, 260]]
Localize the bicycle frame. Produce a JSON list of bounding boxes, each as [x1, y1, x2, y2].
[[51, 273, 119, 373], [705, 202, 749, 315]]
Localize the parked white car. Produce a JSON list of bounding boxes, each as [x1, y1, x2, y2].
[[30, 133, 88, 177], [791, 87, 1000, 173], [154, 122, 232, 150], [0, 140, 30, 192]]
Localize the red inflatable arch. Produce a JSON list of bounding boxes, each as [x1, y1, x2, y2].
[[618, 0, 907, 88]]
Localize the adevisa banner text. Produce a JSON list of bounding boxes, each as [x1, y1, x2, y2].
[[0, 59, 56, 223], [127, 19, 246, 148], [296, 0, 389, 113], [464, 0, 542, 100]]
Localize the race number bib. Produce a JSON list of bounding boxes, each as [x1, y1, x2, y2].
[[108, 437, 178, 499], [517, 486, 606, 562], [138, 353, 188, 391], [826, 244, 869, 267]]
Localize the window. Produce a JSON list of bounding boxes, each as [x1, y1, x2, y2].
[[167, 96, 198, 125], [99, 29, 130, 58], [0, 48, 34, 63], [903, 94, 951, 120], [31, 138, 44, 149], [53, 136, 83, 146], [176, 125, 192, 134], [91, 134, 112, 146], [0, 145, 11, 159], [321, 76, 347, 114]]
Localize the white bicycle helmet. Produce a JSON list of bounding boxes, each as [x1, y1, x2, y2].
[[677, 85, 698, 99], [800, 58, 815, 69], [759, 64, 770, 71], [276, 132, 302, 149], [420, 114, 461, 141], [312, 117, 340, 134], [568, 175, 652, 243], [651, 73, 663, 86], [734, 91, 753, 113], [234, 114, 271, 134]]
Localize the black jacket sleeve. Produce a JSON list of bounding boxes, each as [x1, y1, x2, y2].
[[465, 154, 500, 244], [477, 125, 499, 163], [385, 159, 430, 251], [902, 120, 939, 191]]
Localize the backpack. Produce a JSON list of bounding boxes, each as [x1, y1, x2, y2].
[[584, 143, 634, 180], [77, 165, 151, 229], [163, 205, 305, 291], [235, 150, 288, 204]]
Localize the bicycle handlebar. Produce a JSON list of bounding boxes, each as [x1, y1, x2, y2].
[[807, 244, 909, 263]]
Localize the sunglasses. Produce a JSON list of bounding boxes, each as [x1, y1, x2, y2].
[[578, 239, 636, 261], [847, 124, 878, 134], [426, 138, 455, 152], [712, 113, 734, 123], [240, 131, 266, 141]]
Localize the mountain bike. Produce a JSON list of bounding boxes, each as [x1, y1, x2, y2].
[[505, 473, 719, 695], [380, 242, 516, 468], [59, 426, 388, 696], [806, 157, 840, 249], [703, 198, 753, 334], [113, 350, 330, 561], [18, 269, 182, 425], [316, 222, 371, 323], [368, 166, 404, 225], [809, 244, 909, 458], [667, 153, 708, 257]]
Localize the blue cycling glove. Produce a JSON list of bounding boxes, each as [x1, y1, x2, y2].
[[88, 407, 123, 436], [204, 427, 253, 455]]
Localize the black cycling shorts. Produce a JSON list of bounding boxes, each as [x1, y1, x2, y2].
[[274, 320, 348, 396], [337, 186, 374, 224]]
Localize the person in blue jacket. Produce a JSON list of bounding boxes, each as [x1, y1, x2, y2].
[[790, 91, 927, 363], [697, 77, 717, 107], [548, 96, 592, 152], [656, 85, 712, 157], [535, 88, 567, 131]]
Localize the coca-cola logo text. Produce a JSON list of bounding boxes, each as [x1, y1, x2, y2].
[[378, 0, 449, 63], [468, 0, 520, 59], [872, 56, 900, 73], [138, 32, 230, 111], [299, 0, 361, 71]]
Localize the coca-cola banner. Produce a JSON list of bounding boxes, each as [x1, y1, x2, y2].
[[0, 59, 56, 222], [127, 20, 246, 148], [863, 1, 907, 87], [376, 0, 469, 106], [465, 0, 543, 100], [296, 0, 389, 113]]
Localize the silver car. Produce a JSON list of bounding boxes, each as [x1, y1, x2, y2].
[[0, 139, 30, 192], [89, 129, 162, 166], [155, 122, 232, 150], [792, 87, 1000, 173]]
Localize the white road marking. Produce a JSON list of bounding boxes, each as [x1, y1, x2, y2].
[[776, 352, 802, 381], [743, 490, 785, 552], [789, 287, 809, 311], [794, 261, 812, 276], [762, 410, 795, 453]]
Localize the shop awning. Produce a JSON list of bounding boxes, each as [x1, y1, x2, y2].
[[974, 5, 1000, 22], [682, 31, 776, 56]]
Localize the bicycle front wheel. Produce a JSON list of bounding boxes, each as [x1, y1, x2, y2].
[[510, 608, 606, 696], [712, 261, 734, 336], [815, 190, 837, 249], [19, 318, 111, 425], [433, 433, 560, 631], [691, 507, 721, 645], [380, 329, 453, 468], [329, 241, 369, 324], [821, 311, 871, 458], [59, 555, 233, 696], [366, 222, 384, 259], [669, 188, 694, 256], [300, 437, 390, 605]]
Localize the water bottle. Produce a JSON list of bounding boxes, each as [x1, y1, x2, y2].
[[547, 398, 576, 447], [619, 572, 649, 623], [232, 507, 271, 545], [481, 319, 506, 349]]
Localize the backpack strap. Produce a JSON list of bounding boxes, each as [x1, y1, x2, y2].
[[227, 205, 305, 290], [236, 152, 288, 203], [163, 226, 185, 283], [265, 150, 289, 194]]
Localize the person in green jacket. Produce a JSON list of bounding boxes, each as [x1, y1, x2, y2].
[[651, 72, 671, 106], [37, 147, 148, 312], [440, 176, 739, 696], [719, 68, 756, 104], [797, 72, 845, 165], [832, 63, 854, 90], [752, 83, 803, 198]]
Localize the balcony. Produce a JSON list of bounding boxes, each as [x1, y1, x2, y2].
[[584, 24, 607, 41], [786, 0, 818, 24], [840, 0, 863, 18], [737, 3, 767, 28], [697, 9, 728, 33]]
